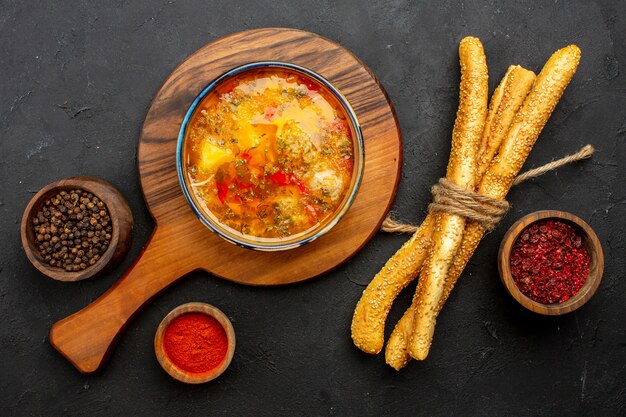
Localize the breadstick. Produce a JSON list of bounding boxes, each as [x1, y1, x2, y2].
[[385, 297, 415, 370], [351, 38, 504, 355], [352, 36, 488, 356], [479, 45, 580, 197], [395, 44, 581, 366], [477, 66, 536, 178], [385, 64, 535, 369], [407, 36, 488, 360], [351, 214, 435, 353], [354, 66, 527, 355], [442, 44, 581, 301]]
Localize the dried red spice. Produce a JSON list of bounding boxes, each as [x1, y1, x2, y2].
[[510, 219, 590, 304], [163, 313, 229, 374]]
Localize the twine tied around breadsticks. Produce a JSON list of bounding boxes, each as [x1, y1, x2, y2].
[[381, 144, 595, 233]]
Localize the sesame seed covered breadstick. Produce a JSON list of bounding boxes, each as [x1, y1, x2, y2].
[[351, 214, 435, 354], [385, 62, 535, 370], [382, 64, 535, 366], [477, 65, 537, 178], [408, 36, 489, 360], [442, 44, 581, 301], [391, 45, 581, 368], [351, 36, 487, 355]]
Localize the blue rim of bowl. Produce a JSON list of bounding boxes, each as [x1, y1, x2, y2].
[[176, 61, 365, 251]]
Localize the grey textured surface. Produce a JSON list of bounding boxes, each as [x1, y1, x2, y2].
[[1, 1, 625, 416]]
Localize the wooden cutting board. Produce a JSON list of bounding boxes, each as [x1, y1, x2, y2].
[[49, 28, 402, 374]]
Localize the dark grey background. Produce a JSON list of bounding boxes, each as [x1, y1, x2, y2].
[[1, 0, 624, 416]]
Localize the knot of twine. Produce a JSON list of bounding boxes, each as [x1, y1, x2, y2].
[[428, 178, 508, 231], [381, 144, 594, 234]]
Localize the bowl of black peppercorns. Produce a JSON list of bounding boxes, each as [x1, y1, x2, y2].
[[21, 176, 133, 282]]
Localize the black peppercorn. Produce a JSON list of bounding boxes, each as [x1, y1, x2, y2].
[[32, 188, 113, 271]]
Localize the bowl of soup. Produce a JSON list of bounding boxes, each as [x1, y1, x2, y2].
[[177, 62, 364, 251]]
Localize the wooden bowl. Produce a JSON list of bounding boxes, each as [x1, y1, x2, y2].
[[498, 210, 603, 315], [154, 302, 236, 384], [20, 176, 133, 282]]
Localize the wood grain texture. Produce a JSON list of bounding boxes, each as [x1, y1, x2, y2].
[[21, 176, 133, 282], [49, 28, 401, 373], [498, 210, 604, 315]]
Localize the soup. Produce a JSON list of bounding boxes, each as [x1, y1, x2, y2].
[[183, 67, 357, 240]]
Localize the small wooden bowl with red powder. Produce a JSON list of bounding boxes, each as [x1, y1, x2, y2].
[[498, 210, 604, 315], [154, 302, 235, 383]]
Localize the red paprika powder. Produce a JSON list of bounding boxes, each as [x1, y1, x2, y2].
[[163, 313, 229, 374], [510, 219, 590, 304]]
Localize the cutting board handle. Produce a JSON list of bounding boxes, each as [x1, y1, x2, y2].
[[49, 226, 196, 374]]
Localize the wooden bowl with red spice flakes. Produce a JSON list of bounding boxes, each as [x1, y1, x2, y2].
[[154, 302, 235, 384], [498, 210, 604, 315]]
